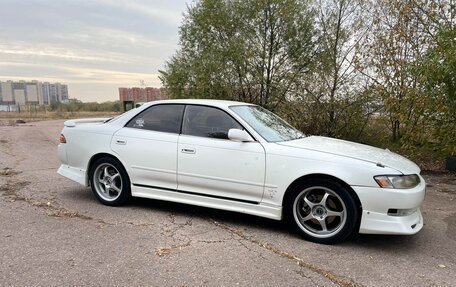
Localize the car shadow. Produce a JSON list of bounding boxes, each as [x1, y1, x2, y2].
[[130, 196, 424, 251], [343, 233, 421, 251], [129, 196, 288, 232], [67, 187, 423, 250], [63, 186, 94, 201]]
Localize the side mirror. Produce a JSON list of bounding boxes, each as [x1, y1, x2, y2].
[[228, 129, 254, 142]]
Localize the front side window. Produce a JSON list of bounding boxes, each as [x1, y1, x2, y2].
[[182, 105, 243, 139], [126, 104, 184, 134], [230, 105, 304, 142]]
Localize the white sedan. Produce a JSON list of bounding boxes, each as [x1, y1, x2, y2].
[[57, 99, 425, 244]]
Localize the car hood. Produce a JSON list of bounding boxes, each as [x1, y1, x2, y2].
[[276, 136, 420, 174]]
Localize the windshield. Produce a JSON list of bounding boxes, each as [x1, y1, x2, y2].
[[230, 105, 305, 142]]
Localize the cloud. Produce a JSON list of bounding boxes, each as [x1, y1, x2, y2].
[[0, 43, 129, 63], [0, 61, 162, 85], [97, 0, 186, 25], [0, 0, 188, 102]]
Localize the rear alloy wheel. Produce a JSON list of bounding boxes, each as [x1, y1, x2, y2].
[[285, 179, 358, 244], [90, 157, 130, 206]]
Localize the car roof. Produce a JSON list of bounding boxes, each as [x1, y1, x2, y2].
[[144, 99, 256, 109]]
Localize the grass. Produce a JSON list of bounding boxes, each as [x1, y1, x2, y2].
[[0, 111, 121, 120]]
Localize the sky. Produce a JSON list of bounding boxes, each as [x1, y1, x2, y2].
[[0, 0, 189, 102]]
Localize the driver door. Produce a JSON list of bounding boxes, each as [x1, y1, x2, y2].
[[177, 105, 266, 203]]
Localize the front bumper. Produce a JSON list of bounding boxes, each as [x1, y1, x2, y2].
[[352, 176, 425, 235]]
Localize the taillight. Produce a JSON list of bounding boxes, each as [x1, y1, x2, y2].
[[59, 134, 66, 143]]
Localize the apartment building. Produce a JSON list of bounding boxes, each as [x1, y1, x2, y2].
[[118, 87, 167, 111], [0, 80, 69, 108]]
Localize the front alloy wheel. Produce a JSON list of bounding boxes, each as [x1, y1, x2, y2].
[[294, 186, 347, 238], [285, 179, 358, 244]]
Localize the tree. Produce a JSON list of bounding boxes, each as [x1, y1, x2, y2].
[[363, 0, 455, 155], [412, 1, 456, 155], [284, 0, 373, 139], [364, 0, 430, 142], [160, 0, 456, 160], [160, 0, 315, 111]]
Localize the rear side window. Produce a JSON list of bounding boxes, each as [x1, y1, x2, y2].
[[126, 104, 184, 134], [182, 105, 243, 139]]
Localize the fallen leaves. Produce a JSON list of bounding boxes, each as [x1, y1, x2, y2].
[[154, 242, 191, 257], [0, 167, 20, 177], [155, 247, 172, 257], [45, 208, 92, 220]]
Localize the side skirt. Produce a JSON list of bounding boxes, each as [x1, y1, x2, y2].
[[131, 184, 282, 220]]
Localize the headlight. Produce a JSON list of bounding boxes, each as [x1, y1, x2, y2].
[[374, 174, 420, 189]]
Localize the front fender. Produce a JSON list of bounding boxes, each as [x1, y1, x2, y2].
[[262, 144, 397, 206]]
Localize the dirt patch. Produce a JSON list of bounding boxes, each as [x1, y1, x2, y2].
[[1, 179, 92, 220], [0, 181, 30, 196], [155, 246, 173, 257], [422, 171, 456, 182], [444, 213, 456, 241], [0, 167, 21, 177], [126, 221, 154, 227], [154, 242, 191, 257], [438, 188, 456, 194], [423, 172, 456, 194], [46, 209, 92, 220], [0, 120, 16, 126]]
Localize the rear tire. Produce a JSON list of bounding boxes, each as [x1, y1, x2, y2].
[[284, 179, 358, 244], [89, 157, 130, 206]]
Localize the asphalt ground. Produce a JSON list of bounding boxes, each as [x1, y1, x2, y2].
[[0, 119, 455, 286]]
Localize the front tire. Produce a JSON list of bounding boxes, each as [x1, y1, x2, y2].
[[284, 179, 358, 244], [89, 157, 130, 206]]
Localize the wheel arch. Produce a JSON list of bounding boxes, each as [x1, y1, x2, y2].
[[282, 173, 362, 231], [86, 152, 129, 186]]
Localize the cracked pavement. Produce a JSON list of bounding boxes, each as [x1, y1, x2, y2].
[[0, 119, 455, 286]]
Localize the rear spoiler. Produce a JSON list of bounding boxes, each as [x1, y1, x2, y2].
[[64, 118, 111, 127]]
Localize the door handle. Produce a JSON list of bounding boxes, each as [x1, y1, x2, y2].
[[181, 148, 196, 154], [116, 140, 127, 145]]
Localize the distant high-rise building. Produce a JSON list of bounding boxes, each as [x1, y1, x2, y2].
[[0, 81, 14, 102], [26, 81, 39, 104], [60, 84, 69, 102], [49, 83, 58, 103], [41, 82, 50, 105], [0, 80, 69, 107]]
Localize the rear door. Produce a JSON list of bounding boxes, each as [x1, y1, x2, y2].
[[111, 104, 184, 189], [177, 105, 266, 203]]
